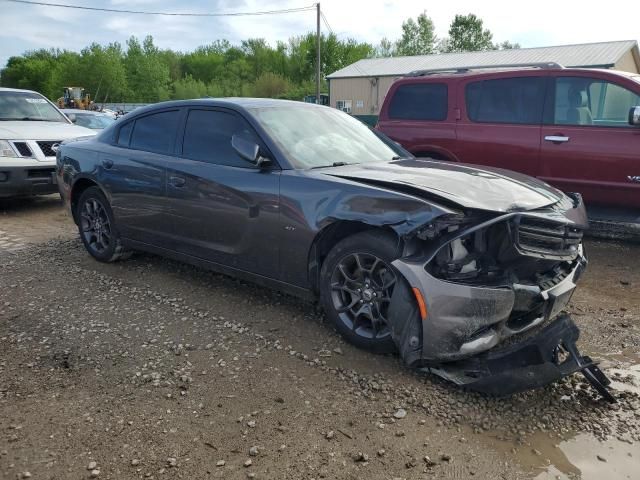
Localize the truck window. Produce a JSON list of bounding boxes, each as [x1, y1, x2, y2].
[[554, 77, 640, 127], [388, 84, 448, 121], [466, 77, 546, 124]]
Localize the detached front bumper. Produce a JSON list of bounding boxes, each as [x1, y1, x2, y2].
[[392, 247, 587, 362], [423, 314, 614, 402]]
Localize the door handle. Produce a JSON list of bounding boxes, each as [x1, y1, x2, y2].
[[544, 135, 570, 143], [168, 175, 186, 188], [102, 158, 114, 169]]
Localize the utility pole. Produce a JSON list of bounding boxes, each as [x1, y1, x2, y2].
[[316, 2, 321, 104]]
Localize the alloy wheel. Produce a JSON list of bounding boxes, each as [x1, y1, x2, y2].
[[80, 197, 112, 254], [329, 252, 397, 339]]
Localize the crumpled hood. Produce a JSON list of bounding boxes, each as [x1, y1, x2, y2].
[[0, 121, 96, 140], [324, 159, 566, 212]]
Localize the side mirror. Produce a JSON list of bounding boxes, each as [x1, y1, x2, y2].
[[629, 106, 640, 126], [231, 134, 270, 167], [67, 113, 76, 123]]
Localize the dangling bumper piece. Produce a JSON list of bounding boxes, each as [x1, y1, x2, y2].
[[422, 314, 615, 402]]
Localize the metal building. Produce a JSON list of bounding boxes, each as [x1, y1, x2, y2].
[[327, 40, 640, 125]]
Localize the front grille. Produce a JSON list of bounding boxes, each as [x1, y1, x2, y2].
[[515, 216, 583, 260], [36, 141, 61, 157], [13, 142, 33, 157]]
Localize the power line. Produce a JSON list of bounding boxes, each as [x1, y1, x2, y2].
[[320, 11, 370, 78], [2, 0, 316, 17], [320, 12, 334, 35], [321, 11, 350, 41]]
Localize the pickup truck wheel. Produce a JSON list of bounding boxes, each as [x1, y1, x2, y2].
[[320, 231, 401, 354], [76, 186, 131, 263]]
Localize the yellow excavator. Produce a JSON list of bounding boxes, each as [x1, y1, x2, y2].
[[57, 87, 92, 109]]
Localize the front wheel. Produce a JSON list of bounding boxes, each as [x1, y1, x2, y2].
[[319, 231, 402, 354], [76, 186, 131, 263]]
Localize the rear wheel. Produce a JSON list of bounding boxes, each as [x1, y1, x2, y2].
[[319, 231, 401, 354], [76, 186, 131, 262]]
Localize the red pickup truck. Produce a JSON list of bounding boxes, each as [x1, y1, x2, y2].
[[376, 65, 640, 210]]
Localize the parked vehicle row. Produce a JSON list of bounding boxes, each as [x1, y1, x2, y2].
[[377, 65, 640, 210], [56, 99, 613, 399], [0, 75, 620, 397]]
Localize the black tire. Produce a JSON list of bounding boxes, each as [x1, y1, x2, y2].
[[319, 230, 402, 354], [76, 186, 131, 263]]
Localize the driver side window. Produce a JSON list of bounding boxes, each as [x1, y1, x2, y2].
[[181, 109, 259, 168]]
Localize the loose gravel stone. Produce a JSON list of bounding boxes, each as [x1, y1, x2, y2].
[[393, 408, 407, 419]]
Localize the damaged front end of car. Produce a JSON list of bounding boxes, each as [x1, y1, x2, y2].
[[387, 194, 615, 402]]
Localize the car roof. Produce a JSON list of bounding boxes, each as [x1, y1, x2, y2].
[[125, 97, 324, 117]]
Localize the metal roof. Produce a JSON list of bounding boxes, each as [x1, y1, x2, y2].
[[327, 40, 639, 79]]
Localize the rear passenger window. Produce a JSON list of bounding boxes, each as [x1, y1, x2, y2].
[[466, 77, 546, 124], [388, 84, 448, 121], [182, 109, 257, 168], [117, 121, 133, 147], [130, 110, 180, 154]]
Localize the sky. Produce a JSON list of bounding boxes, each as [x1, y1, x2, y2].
[[1, 0, 639, 68]]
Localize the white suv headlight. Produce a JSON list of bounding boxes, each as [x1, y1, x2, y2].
[[0, 140, 17, 157]]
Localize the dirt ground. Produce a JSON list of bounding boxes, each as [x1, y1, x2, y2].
[[1, 195, 639, 480]]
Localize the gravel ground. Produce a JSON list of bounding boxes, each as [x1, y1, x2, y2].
[[1, 196, 639, 479]]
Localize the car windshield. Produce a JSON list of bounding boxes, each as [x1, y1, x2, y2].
[[251, 105, 402, 169], [73, 113, 116, 129], [0, 91, 68, 122]]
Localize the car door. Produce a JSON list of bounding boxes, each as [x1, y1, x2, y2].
[[165, 107, 281, 277], [99, 108, 181, 246], [540, 74, 640, 208], [454, 74, 548, 177]]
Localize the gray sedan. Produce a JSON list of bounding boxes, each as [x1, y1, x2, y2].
[[55, 98, 613, 400]]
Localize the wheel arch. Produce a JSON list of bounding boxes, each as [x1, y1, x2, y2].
[[307, 220, 402, 294], [70, 177, 102, 223]]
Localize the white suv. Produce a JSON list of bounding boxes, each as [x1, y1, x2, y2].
[[0, 87, 95, 198]]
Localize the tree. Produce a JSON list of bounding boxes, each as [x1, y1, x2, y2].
[[252, 72, 290, 98], [124, 36, 170, 102], [74, 43, 128, 103], [172, 74, 208, 99], [374, 38, 395, 58], [443, 14, 494, 53], [495, 40, 521, 50], [1, 49, 60, 96], [395, 12, 437, 56], [1, 32, 375, 102]]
